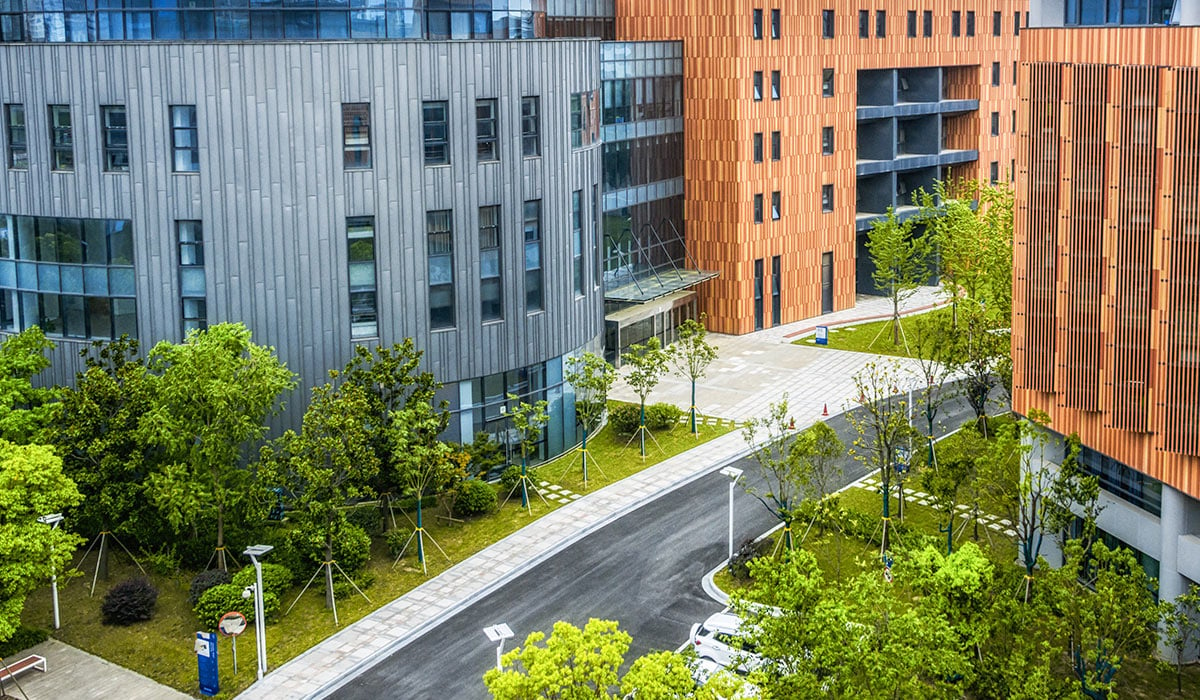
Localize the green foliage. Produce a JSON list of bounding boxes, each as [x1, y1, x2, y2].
[[0, 326, 56, 443], [193, 583, 279, 630], [101, 577, 159, 626], [499, 465, 523, 493], [189, 569, 232, 606], [454, 479, 497, 516], [460, 432, 506, 476], [866, 207, 932, 345], [388, 398, 454, 522], [507, 393, 549, 464], [343, 504, 383, 537], [386, 528, 413, 559], [728, 537, 773, 582], [483, 618, 634, 699], [1160, 584, 1200, 694], [608, 404, 642, 434], [621, 337, 670, 408], [232, 562, 293, 600], [280, 519, 372, 576], [141, 544, 182, 578], [565, 352, 617, 434], [0, 626, 48, 657], [0, 440, 84, 644], [329, 570, 375, 601], [669, 316, 719, 433], [643, 403, 683, 431], [618, 651, 697, 700]]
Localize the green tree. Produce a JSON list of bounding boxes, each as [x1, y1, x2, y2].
[[846, 360, 914, 554], [140, 323, 297, 571], [669, 316, 718, 435], [917, 427, 984, 554], [910, 311, 956, 468], [483, 618, 631, 700], [1160, 584, 1200, 695], [618, 651, 698, 700], [0, 440, 84, 643], [508, 393, 549, 512], [389, 399, 454, 572], [259, 381, 378, 608], [0, 326, 57, 443], [866, 207, 931, 346], [621, 337, 670, 458], [564, 352, 616, 485]]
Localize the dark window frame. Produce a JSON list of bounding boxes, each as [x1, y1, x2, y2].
[[521, 96, 541, 157], [753, 132, 763, 163], [770, 8, 780, 39], [858, 9, 868, 38], [427, 209, 455, 329], [821, 9, 834, 38], [821, 126, 834, 155], [49, 104, 74, 172], [101, 105, 129, 172], [822, 68, 834, 98], [177, 219, 207, 336], [479, 205, 503, 322], [922, 10, 932, 37], [4, 104, 26, 170], [752, 8, 763, 39], [770, 190, 781, 220], [753, 71, 763, 101], [475, 98, 499, 162], [906, 10, 916, 37], [951, 10, 961, 37], [753, 193, 764, 224], [342, 103, 372, 169], [423, 101, 450, 166], [169, 105, 198, 173], [966, 10, 975, 36], [821, 184, 834, 212], [770, 70, 781, 100], [524, 199, 544, 313], [770, 130, 781, 161], [875, 9, 885, 38]]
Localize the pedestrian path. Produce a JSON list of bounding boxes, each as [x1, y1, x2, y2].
[[856, 475, 1018, 538], [2, 638, 192, 700]]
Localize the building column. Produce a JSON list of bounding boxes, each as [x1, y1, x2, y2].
[[1158, 484, 1188, 660]]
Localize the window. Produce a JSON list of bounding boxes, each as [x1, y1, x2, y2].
[[753, 259, 764, 331], [922, 10, 932, 37], [753, 194, 764, 224], [770, 9, 780, 39], [770, 71, 780, 100], [753, 132, 763, 163], [752, 8, 762, 39], [770, 131, 781, 161], [427, 210, 454, 329], [570, 91, 599, 148], [521, 97, 540, 157], [524, 200, 543, 312], [1012, 110, 1017, 133], [991, 111, 1000, 136], [572, 191, 584, 295], [4, 105, 25, 169], [821, 9, 834, 38], [771, 255, 781, 327], [348, 217, 377, 337], [992, 62, 1001, 86], [178, 220, 207, 336], [966, 10, 975, 36], [423, 101, 449, 165], [479, 205, 502, 321], [771, 191, 781, 220], [1014, 11, 1020, 35], [821, 184, 833, 212], [951, 11, 961, 36], [49, 105, 73, 171], [858, 10, 868, 38], [907, 10, 917, 37], [875, 10, 885, 38], [1013, 61, 1018, 85], [342, 103, 371, 169], [989, 161, 999, 184], [1011, 159, 1015, 182], [476, 99, 498, 162], [170, 105, 198, 173], [101, 106, 128, 172], [753, 71, 763, 101], [822, 68, 834, 97], [821, 126, 834, 155], [993, 10, 1002, 36]]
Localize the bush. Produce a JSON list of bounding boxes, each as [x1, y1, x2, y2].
[[142, 545, 181, 578], [609, 404, 642, 434], [329, 570, 376, 601], [454, 479, 497, 516], [386, 528, 413, 559], [645, 403, 683, 431], [194, 583, 280, 630], [101, 577, 159, 626], [728, 537, 774, 581], [232, 562, 293, 600], [0, 626, 48, 657], [280, 520, 372, 576], [189, 569, 233, 606], [344, 504, 383, 537], [499, 465, 522, 493]]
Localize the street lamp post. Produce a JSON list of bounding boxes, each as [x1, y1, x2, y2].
[[37, 513, 64, 630], [483, 623, 515, 671], [243, 544, 274, 680], [718, 466, 743, 565]]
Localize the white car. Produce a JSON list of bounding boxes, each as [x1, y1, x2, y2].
[[688, 612, 764, 675], [689, 656, 760, 699]]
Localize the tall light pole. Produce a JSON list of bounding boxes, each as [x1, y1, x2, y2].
[[719, 466, 743, 564], [37, 513, 64, 630], [483, 623, 515, 671], [243, 544, 273, 680]]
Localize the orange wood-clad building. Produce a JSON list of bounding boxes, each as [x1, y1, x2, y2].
[[615, 1, 1023, 334], [1013, 13, 1200, 610]]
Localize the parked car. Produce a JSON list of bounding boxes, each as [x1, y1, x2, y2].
[[688, 655, 760, 698], [688, 612, 764, 675]]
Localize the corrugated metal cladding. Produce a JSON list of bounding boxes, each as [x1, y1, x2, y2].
[[0, 39, 605, 418], [548, 0, 615, 17]]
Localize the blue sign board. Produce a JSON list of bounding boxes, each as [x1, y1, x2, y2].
[[815, 326, 829, 345], [196, 631, 219, 696]]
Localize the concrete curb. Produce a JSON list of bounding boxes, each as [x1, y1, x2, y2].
[[782, 299, 949, 340]]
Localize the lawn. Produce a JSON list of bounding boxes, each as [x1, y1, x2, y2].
[[795, 306, 952, 359], [19, 405, 735, 698]]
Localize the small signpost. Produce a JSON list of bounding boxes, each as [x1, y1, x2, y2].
[[218, 611, 248, 674], [815, 326, 829, 345], [195, 631, 219, 696]]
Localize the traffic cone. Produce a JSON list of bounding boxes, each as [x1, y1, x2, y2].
[[822, 403, 829, 417]]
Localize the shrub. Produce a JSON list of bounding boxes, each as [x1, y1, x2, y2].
[[0, 626, 48, 657], [498, 465, 522, 493], [232, 562, 293, 600], [329, 570, 376, 601], [189, 569, 233, 606], [386, 528, 413, 559], [101, 577, 159, 626], [142, 545, 181, 578], [281, 520, 372, 576], [344, 504, 383, 537], [609, 404, 642, 434], [728, 537, 774, 581], [194, 583, 280, 630], [644, 403, 683, 431], [454, 479, 497, 516]]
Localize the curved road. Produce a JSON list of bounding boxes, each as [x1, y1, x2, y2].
[[329, 391, 992, 700]]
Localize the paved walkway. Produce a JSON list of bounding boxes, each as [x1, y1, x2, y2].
[[239, 286, 948, 700], [1, 638, 191, 700]]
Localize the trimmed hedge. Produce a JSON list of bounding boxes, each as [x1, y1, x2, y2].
[[454, 479, 497, 516], [610, 402, 682, 434], [194, 583, 280, 630], [232, 562, 293, 600]]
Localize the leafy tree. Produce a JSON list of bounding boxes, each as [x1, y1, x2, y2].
[[742, 397, 842, 550], [0, 440, 84, 643], [483, 618, 632, 700], [140, 323, 296, 571], [618, 651, 699, 700], [508, 393, 549, 512], [621, 337, 670, 458], [917, 427, 984, 554], [564, 352, 616, 485], [1160, 584, 1200, 694], [389, 399, 454, 572], [669, 316, 718, 435], [846, 360, 914, 554], [910, 311, 956, 468], [53, 338, 169, 575], [947, 300, 1009, 434], [259, 381, 377, 608], [866, 207, 932, 346], [0, 326, 57, 443]]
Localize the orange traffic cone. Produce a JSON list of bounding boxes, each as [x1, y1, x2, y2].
[[822, 403, 829, 417]]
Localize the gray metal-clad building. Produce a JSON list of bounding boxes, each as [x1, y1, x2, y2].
[[0, 35, 606, 460]]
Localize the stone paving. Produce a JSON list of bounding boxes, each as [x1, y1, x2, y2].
[[238, 287, 949, 700], [0, 638, 191, 700], [856, 475, 1019, 538]]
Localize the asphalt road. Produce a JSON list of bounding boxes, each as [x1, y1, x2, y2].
[[329, 388, 996, 700]]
